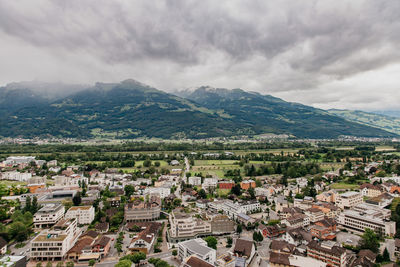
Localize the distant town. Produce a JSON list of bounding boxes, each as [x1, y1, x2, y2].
[[0, 141, 400, 267]]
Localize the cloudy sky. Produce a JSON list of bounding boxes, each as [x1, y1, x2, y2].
[[0, 0, 399, 111]]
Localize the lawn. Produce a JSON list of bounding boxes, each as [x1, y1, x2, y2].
[[0, 180, 27, 186], [217, 189, 231, 197], [330, 183, 359, 190]]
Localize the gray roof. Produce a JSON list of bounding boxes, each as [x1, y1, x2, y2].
[[179, 239, 213, 256]]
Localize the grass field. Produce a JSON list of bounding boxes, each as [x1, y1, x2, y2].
[[0, 180, 27, 186], [330, 183, 359, 190]]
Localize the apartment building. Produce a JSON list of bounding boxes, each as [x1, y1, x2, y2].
[[143, 186, 170, 199], [178, 239, 216, 265], [34, 203, 65, 228], [188, 176, 202, 186], [65, 206, 95, 225], [304, 208, 325, 223], [169, 209, 211, 243], [359, 183, 382, 198], [282, 214, 310, 228], [210, 214, 235, 234], [307, 240, 348, 267], [31, 218, 79, 261], [240, 179, 256, 190], [335, 191, 363, 210], [202, 178, 218, 192], [316, 190, 337, 203], [0, 171, 32, 182], [337, 209, 396, 236], [312, 203, 340, 219], [124, 195, 161, 222]]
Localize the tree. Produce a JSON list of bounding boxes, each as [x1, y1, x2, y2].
[[143, 159, 152, 167], [255, 179, 262, 187], [172, 249, 177, 257], [382, 247, 390, 262], [9, 221, 29, 241], [226, 236, 233, 247], [115, 260, 132, 267], [154, 161, 161, 167], [198, 189, 207, 199], [56, 263, 64, 267], [204, 236, 217, 249], [36, 263, 42, 267], [32, 196, 39, 214], [131, 252, 146, 263], [124, 185, 135, 198], [88, 259, 96, 266], [231, 184, 241, 196], [72, 192, 82, 206], [359, 228, 380, 253], [248, 188, 256, 199], [46, 262, 53, 267], [236, 224, 243, 234], [66, 262, 74, 267]]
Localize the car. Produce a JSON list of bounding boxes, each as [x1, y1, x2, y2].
[[346, 239, 353, 243], [112, 238, 114, 241]]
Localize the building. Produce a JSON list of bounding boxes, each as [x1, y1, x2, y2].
[[218, 181, 235, 190], [202, 178, 218, 192], [178, 239, 216, 265], [33, 203, 65, 228], [210, 214, 235, 234], [258, 224, 285, 239], [219, 200, 260, 219], [144, 186, 170, 199], [282, 213, 310, 228], [127, 222, 162, 254], [359, 183, 382, 198], [0, 237, 7, 255], [124, 196, 161, 222], [188, 176, 202, 186], [182, 255, 214, 267], [31, 218, 79, 261], [310, 218, 337, 240], [311, 203, 340, 219], [65, 206, 95, 225], [232, 239, 255, 266], [395, 238, 400, 260], [335, 191, 363, 210], [337, 209, 396, 236], [304, 208, 325, 223], [0, 172, 32, 182], [169, 209, 211, 242], [0, 255, 27, 267], [307, 241, 347, 267], [240, 180, 256, 190], [107, 197, 121, 208]]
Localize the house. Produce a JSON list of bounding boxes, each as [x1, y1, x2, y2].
[[240, 180, 256, 190], [196, 199, 210, 209], [124, 195, 161, 222], [258, 224, 285, 238], [282, 213, 310, 228], [359, 183, 382, 198], [106, 197, 121, 207], [182, 189, 198, 202], [307, 240, 348, 267], [351, 249, 376, 267], [95, 222, 109, 233], [316, 190, 337, 203], [394, 238, 400, 260], [91, 235, 112, 258], [0, 237, 7, 255], [127, 222, 162, 254], [310, 218, 337, 240], [188, 176, 202, 186], [275, 196, 288, 212], [282, 227, 312, 247], [182, 255, 214, 267], [232, 239, 255, 266], [218, 181, 235, 190], [178, 239, 216, 265], [170, 160, 180, 166], [270, 240, 296, 255], [304, 208, 325, 223], [210, 214, 235, 234]]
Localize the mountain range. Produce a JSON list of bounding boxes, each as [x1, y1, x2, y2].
[[0, 79, 397, 139]]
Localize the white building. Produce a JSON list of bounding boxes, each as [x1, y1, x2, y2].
[[335, 191, 363, 210], [31, 218, 79, 261], [0, 171, 32, 181], [53, 175, 88, 187], [218, 200, 260, 219], [337, 209, 396, 236], [144, 186, 171, 199], [169, 210, 211, 242], [34, 203, 65, 228], [202, 178, 218, 191], [178, 238, 216, 265], [65, 206, 95, 225], [188, 176, 202, 186]]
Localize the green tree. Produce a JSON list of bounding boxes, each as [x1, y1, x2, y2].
[[36, 263, 42, 267], [46, 262, 52, 267], [72, 192, 82, 206], [358, 228, 380, 253], [32, 196, 39, 214], [56, 263, 64, 267], [382, 247, 390, 262], [172, 249, 177, 257], [115, 260, 132, 267], [66, 262, 74, 267], [204, 236, 217, 249], [143, 159, 152, 167], [88, 259, 96, 266], [124, 185, 135, 198], [131, 252, 146, 263], [9, 221, 29, 241], [236, 224, 243, 234], [198, 189, 207, 199]]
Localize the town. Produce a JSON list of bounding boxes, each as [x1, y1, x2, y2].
[[0, 142, 400, 267]]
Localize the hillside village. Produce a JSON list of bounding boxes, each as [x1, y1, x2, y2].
[[0, 148, 400, 267]]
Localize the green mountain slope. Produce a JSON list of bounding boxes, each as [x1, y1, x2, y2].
[[328, 109, 400, 135], [179, 86, 397, 139], [0, 80, 396, 139]]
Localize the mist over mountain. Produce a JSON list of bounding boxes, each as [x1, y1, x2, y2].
[[0, 80, 396, 139]]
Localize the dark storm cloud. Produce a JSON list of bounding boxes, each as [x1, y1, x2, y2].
[[0, 0, 400, 110]]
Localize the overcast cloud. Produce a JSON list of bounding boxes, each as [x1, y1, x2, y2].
[[0, 0, 400, 110]]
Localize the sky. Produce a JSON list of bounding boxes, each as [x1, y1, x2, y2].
[[0, 0, 400, 111]]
